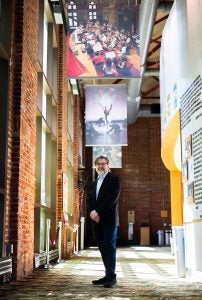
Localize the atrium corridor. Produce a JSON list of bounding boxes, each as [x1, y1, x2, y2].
[[1, 246, 202, 300]]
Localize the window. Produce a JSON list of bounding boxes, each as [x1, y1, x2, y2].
[[35, 93, 57, 252], [35, 5, 58, 253], [89, 1, 97, 21], [68, 0, 77, 28]]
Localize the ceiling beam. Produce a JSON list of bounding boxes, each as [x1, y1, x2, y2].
[[148, 43, 161, 57], [142, 83, 159, 97], [143, 96, 160, 99], [151, 34, 162, 44], [155, 14, 169, 25], [113, 79, 123, 84], [152, 76, 159, 82], [141, 98, 160, 105], [146, 61, 160, 67]]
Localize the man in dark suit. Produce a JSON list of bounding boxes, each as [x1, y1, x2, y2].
[[89, 155, 120, 288]]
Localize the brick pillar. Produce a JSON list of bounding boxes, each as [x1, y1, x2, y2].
[[73, 95, 80, 225], [56, 25, 68, 257], [5, 0, 39, 279]]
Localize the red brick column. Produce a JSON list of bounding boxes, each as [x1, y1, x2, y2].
[[57, 25, 67, 222], [5, 0, 39, 279], [73, 95, 80, 225], [56, 25, 68, 257]]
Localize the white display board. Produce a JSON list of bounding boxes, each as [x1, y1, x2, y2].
[[161, 0, 202, 221]]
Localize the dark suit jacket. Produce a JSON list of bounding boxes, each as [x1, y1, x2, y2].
[[89, 172, 120, 226]]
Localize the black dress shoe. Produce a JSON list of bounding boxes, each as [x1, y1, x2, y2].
[[104, 277, 117, 288], [92, 276, 107, 285]]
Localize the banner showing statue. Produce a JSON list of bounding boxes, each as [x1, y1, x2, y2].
[[85, 85, 127, 146], [67, 1, 140, 78]]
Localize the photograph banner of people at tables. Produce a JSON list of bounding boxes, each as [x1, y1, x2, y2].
[[85, 85, 127, 146], [67, 1, 140, 78], [93, 146, 122, 168]]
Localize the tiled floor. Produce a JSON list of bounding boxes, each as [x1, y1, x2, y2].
[[1, 246, 202, 299]]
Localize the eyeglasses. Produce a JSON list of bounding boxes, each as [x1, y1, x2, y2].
[[96, 163, 107, 166]]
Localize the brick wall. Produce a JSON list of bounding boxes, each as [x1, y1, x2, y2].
[[4, 0, 76, 278], [5, 0, 39, 279], [85, 117, 171, 245], [116, 117, 170, 244]]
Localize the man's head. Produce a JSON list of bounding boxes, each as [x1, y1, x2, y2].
[[94, 155, 109, 176]]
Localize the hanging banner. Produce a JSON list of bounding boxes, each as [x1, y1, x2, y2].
[[85, 85, 127, 146], [92, 146, 122, 168], [66, 1, 140, 78]]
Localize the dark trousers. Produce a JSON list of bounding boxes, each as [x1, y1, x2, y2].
[[93, 224, 118, 278]]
